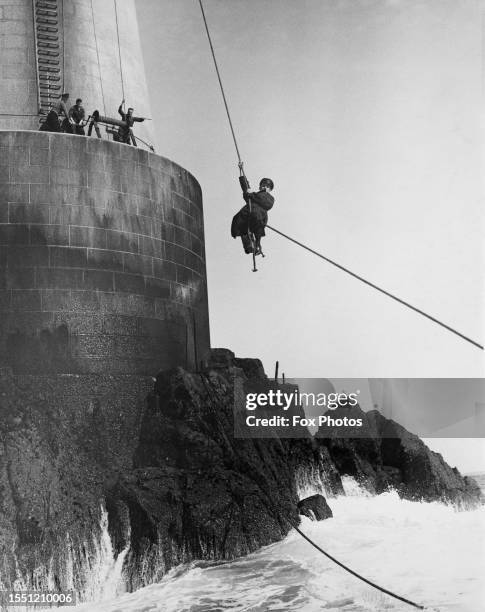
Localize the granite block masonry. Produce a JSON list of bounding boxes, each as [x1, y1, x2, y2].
[[0, 0, 211, 597], [0, 131, 210, 374]]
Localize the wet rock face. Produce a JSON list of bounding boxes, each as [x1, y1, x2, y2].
[[316, 406, 483, 507], [298, 494, 333, 521], [0, 371, 152, 595], [119, 367, 304, 590], [113, 357, 482, 589]]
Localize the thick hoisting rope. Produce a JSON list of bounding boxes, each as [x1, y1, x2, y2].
[[91, 0, 106, 116], [199, 0, 259, 271], [114, 0, 125, 102], [291, 523, 425, 609], [197, 1, 483, 351], [267, 225, 483, 350], [198, 0, 242, 164]]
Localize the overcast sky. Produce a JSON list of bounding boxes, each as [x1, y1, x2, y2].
[[135, 0, 485, 469]]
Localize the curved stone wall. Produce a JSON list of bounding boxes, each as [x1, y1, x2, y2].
[[0, 131, 210, 375], [0, 0, 38, 130]]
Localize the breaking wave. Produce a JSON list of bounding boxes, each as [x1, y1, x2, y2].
[[73, 478, 485, 611]]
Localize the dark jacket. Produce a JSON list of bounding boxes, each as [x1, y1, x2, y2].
[[117, 105, 145, 142], [118, 105, 144, 127], [69, 104, 85, 124], [231, 176, 274, 239], [39, 99, 69, 132]]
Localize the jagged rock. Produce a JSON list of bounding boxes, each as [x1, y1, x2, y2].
[[233, 357, 266, 380], [316, 405, 483, 506], [298, 494, 333, 521], [205, 348, 266, 379], [205, 348, 236, 370], [121, 366, 302, 590]]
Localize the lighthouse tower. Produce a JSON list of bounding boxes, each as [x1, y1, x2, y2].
[[0, 1, 211, 595], [0, 0, 210, 380]]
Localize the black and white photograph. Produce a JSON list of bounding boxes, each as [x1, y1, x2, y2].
[[0, 0, 484, 610]]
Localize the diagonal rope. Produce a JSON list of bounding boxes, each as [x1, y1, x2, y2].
[[197, 0, 483, 351], [267, 225, 483, 350], [198, 0, 242, 164], [91, 0, 106, 115], [292, 523, 425, 609], [114, 0, 125, 101]]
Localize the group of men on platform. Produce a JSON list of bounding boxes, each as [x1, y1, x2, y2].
[[40, 92, 145, 146]]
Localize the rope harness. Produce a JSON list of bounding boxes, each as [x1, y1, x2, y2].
[[197, 0, 482, 351]]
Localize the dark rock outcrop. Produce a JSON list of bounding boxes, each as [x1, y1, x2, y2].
[[298, 494, 333, 521], [0, 349, 481, 599], [119, 366, 303, 589], [316, 404, 482, 506]]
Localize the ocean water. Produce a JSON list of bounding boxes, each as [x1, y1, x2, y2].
[[74, 476, 485, 612]]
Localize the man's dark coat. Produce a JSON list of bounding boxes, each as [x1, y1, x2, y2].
[[231, 176, 274, 239], [117, 104, 145, 144]]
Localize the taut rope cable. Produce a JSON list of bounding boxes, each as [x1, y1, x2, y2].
[[61, 0, 65, 95], [198, 0, 242, 164], [114, 0, 125, 102], [91, 0, 106, 115], [291, 523, 425, 609], [134, 135, 155, 152], [198, 0, 483, 351], [267, 225, 483, 350]]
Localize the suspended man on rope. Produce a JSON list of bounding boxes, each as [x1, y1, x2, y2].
[[231, 162, 275, 256], [199, 0, 481, 347]]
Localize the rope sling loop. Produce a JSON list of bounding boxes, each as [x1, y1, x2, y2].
[[197, 0, 483, 351]]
